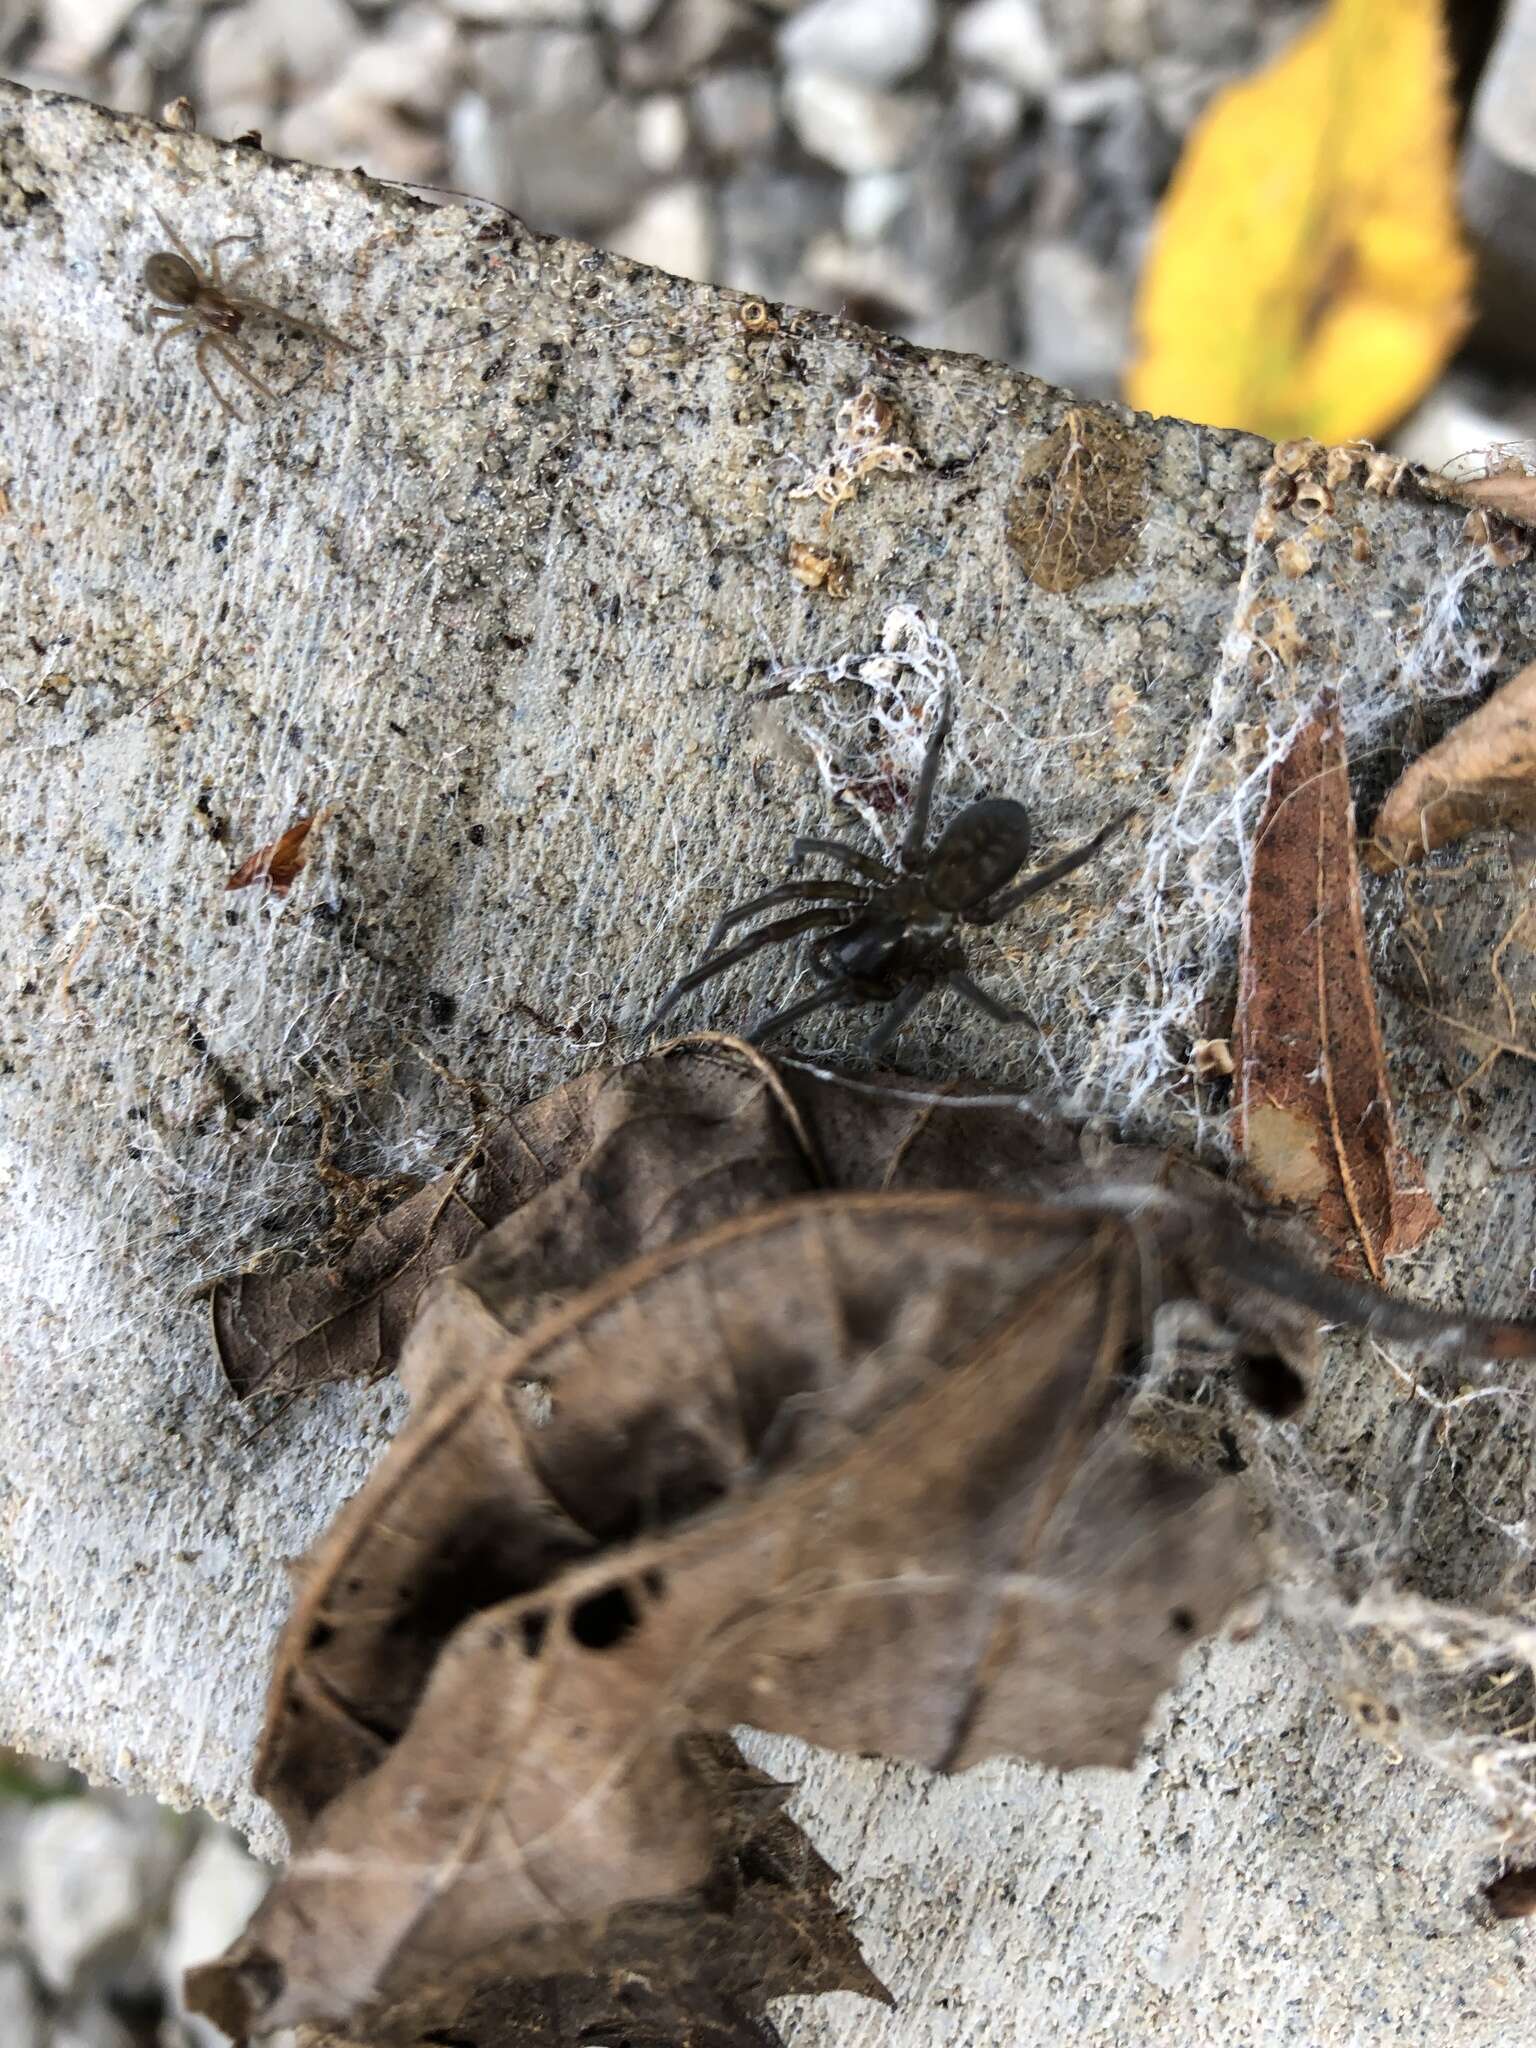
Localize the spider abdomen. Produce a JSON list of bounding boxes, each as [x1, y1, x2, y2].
[[925, 799, 1034, 912]]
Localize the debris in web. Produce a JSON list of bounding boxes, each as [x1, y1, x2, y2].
[[788, 385, 922, 531]]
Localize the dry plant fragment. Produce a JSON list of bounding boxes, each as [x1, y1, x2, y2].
[[1234, 695, 1440, 1277], [1006, 405, 1150, 594], [193, 1041, 1536, 2040], [213, 1040, 820, 1399], [1366, 660, 1536, 872], [225, 807, 332, 898], [789, 384, 922, 530], [737, 297, 779, 337], [199, 1189, 1279, 2035], [787, 538, 850, 595]]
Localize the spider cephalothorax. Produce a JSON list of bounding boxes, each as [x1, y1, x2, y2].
[[644, 697, 1128, 1055]]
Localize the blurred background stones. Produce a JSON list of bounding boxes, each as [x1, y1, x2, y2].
[[0, 1752, 284, 2048], [5, 0, 1320, 399]]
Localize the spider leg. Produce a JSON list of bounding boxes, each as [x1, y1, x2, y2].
[[205, 333, 280, 400], [151, 319, 195, 365], [862, 978, 935, 1059], [789, 836, 895, 886], [207, 234, 260, 290], [705, 879, 869, 955], [193, 336, 245, 420], [967, 810, 1130, 925], [899, 690, 955, 872], [153, 209, 202, 274], [641, 908, 851, 1036], [147, 304, 189, 326], [747, 984, 854, 1046], [947, 972, 1034, 1026], [226, 294, 362, 354]]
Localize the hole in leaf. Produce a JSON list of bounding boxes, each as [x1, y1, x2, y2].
[[642, 1567, 666, 1601], [1168, 1606, 1196, 1636], [569, 1582, 641, 1651], [307, 1622, 334, 1652], [519, 1610, 548, 1658]]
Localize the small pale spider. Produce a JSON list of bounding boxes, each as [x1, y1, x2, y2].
[[142, 210, 360, 421], [643, 696, 1129, 1056]]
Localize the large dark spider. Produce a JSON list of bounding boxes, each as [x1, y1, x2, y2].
[[643, 697, 1129, 1056]]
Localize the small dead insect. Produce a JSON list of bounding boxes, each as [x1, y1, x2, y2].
[[643, 697, 1128, 1055], [142, 210, 360, 421]]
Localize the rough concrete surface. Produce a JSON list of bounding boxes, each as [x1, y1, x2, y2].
[[5, 78, 1536, 2045]]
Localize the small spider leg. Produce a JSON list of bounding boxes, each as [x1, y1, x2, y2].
[[153, 209, 201, 274], [947, 972, 1033, 1026], [641, 908, 851, 1036], [863, 978, 935, 1059], [705, 879, 869, 956], [147, 303, 189, 325], [204, 333, 280, 399], [789, 836, 895, 886], [226, 296, 362, 353], [899, 691, 955, 872], [967, 810, 1131, 925], [151, 320, 195, 365], [747, 984, 853, 1046], [206, 233, 260, 290]]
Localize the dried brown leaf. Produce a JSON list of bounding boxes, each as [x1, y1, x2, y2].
[[226, 808, 332, 896], [1366, 660, 1536, 873], [1005, 405, 1150, 593], [197, 1190, 1282, 2037], [271, 1737, 889, 2048], [1234, 695, 1440, 1274], [1438, 470, 1536, 522], [192, 1043, 1536, 2041], [213, 1040, 823, 1399]]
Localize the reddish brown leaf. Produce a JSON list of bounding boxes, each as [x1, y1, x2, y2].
[[1366, 660, 1536, 873], [1234, 694, 1440, 1275], [226, 807, 332, 896]]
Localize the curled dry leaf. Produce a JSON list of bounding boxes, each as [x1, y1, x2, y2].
[[226, 807, 333, 897], [280, 1734, 890, 2048], [1234, 694, 1440, 1276], [1366, 660, 1536, 873], [190, 1041, 1536, 2041], [211, 1040, 1083, 1401]]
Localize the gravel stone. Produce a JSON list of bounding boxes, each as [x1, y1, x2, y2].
[[616, 0, 758, 89], [783, 69, 935, 174], [777, 0, 936, 88], [607, 178, 712, 280], [951, 0, 1057, 96], [0, 1954, 45, 2048], [691, 63, 779, 157], [472, 24, 605, 110]]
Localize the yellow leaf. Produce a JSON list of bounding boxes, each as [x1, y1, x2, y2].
[[1125, 0, 1471, 443]]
